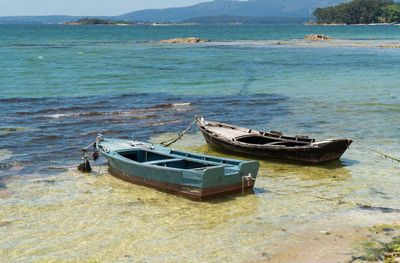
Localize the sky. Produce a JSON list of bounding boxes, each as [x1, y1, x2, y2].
[[0, 0, 210, 16]]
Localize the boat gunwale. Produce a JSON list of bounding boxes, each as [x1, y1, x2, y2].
[[100, 138, 250, 164], [98, 142, 250, 174], [100, 149, 224, 173]]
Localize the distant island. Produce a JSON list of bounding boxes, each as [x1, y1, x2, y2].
[[313, 0, 400, 24], [63, 18, 134, 25]]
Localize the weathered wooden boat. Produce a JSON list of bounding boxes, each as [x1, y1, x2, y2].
[[197, 117, 352, 164], [95, 135, 259, 200]]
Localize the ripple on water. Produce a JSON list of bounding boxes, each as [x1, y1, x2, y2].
[[0, 149, 13, 162]]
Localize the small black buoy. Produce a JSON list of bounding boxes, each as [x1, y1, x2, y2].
[[77, 160, 91, 173]]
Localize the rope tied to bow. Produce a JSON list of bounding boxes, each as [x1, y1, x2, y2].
[[160, 116, 200, 147]]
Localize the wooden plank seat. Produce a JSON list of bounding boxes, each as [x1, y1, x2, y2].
[[191, 165, 222, 170], [145, 158, 183, 165]]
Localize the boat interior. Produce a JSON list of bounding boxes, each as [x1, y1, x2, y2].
[[170, 150, 240, 165], [203, 121, 316, 146], [235, 135, 311, 146], [119, 150, 172, 163], [118, 150, 233, 170]]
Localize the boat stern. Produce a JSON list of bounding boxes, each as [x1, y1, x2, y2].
[[199, 161, 259, 199]]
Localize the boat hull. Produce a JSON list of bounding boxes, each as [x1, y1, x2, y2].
[[198, 122, 352, 164], [107, 165, 254, 200]]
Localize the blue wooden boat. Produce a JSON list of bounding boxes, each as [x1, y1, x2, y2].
[[95, 136, 259, 200]]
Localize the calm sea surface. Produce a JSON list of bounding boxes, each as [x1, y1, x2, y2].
[[0, 24, 399, 262]]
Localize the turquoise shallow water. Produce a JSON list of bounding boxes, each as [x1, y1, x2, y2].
[[0, 24, 399, 262], [2, 24, 400, 98]]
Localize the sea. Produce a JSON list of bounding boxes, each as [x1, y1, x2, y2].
[[0, 24, 399, 262]]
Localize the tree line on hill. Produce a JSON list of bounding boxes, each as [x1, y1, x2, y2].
[[313, 0, 400, 24]]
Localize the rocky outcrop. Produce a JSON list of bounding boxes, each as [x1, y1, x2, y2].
[[305, 34, 334, 41], [158, 37, 210, 43], [378, 45, 400, 49]]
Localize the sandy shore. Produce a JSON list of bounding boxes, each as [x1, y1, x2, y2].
[[243, 222, 400, 263]]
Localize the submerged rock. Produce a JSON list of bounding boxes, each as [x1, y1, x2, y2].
[[0, 221, 12, 227], [305, 34, 334, 41], [158, 37, 210, 43]]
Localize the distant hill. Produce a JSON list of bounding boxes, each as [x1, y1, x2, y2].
[[181, 15, 308, 24], [118, 0, 348, 22], [0, 0, 349, 24]]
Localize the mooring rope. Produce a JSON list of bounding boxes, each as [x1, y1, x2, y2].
[[97, 154, 102, 174], [353, 140, 400, 163], [81, 135, 103, 151], [160, 116, 200, 147], [302, 193, 400, 213]]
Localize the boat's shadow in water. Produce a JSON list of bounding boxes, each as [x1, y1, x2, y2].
[[196, 188, 269, 204]]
